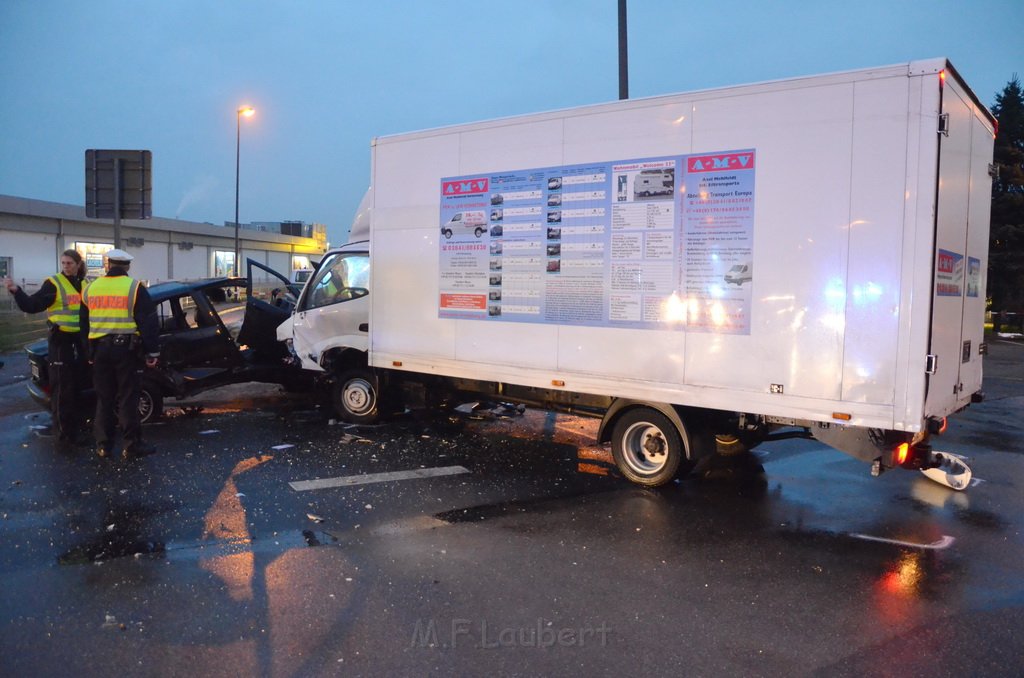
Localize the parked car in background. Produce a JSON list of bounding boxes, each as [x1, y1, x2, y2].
[[292, 268, 314, 285], [26, 259, 310, 424]]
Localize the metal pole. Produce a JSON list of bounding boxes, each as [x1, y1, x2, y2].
[[234, 109, 241, 277], [618, 0, 628, 100], [113, 158, 123, 248]]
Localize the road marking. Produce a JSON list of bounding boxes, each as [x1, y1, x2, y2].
[[289, 465, 470, 492], [849, 533, 955, 550]]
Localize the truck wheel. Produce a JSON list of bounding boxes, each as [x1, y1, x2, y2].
[[332, 368, 380, 424], [474, 227, 485, 237], [443, 229, 452, 239], [611, 408, 687, 486], [139, 379, 164, 425]]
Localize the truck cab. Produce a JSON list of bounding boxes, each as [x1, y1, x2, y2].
[[277, 241, 378, 421], [281, 242, 371, 371]]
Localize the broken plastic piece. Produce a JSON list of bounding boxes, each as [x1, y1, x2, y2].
[[920, 451, 972, 491]]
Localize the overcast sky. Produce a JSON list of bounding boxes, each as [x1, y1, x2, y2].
[[1, 0, 1021, 246]]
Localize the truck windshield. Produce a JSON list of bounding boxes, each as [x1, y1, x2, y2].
[[302, 252, 370, 311]]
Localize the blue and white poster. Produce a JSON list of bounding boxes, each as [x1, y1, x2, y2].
[[439, 149, 756, 334]]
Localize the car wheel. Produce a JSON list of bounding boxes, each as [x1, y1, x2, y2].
[[139, 379, 164, 424], [332, 368, 381, 424]]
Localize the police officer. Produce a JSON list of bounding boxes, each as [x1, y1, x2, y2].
[[4, 249, 88, 451], [80, 249, 160, 460]]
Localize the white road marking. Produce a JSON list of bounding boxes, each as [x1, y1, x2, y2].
[[849, 533, 955, 550], [289, 465, 470, 492]]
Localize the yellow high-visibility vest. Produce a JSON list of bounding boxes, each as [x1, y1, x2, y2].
[[45, 274, 82, 333], [83, 275, 141, 339]]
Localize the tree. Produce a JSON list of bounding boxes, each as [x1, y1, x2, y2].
[[988, 75, 1024, 320]]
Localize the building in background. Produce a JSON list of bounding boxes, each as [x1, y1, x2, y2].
[[0, 195, 327, 293], [248, 220, 328, 250]]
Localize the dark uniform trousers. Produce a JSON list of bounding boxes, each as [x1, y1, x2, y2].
[[48, 330, 85, 442], [92, 335, 143, 450]]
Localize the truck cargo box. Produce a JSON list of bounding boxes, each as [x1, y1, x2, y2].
[[367, 59, 993, 435], [285, 59, 994, 488]]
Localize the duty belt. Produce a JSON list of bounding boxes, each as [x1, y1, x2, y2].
[[98, 334, 133, 345]]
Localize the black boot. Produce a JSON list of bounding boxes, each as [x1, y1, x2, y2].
[[122, 442, 156, 460]]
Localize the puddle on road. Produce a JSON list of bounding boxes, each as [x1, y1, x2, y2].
[[435, 490, 604, 524]]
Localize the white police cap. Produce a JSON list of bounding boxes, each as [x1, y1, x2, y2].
[[105, 249, 134, 263]]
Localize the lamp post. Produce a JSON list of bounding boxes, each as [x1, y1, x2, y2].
[[234, 105, 255, 277]]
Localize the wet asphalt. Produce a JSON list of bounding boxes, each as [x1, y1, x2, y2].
[[0, 342, 1022, 676]]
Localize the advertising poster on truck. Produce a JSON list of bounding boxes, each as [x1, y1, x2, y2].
[[438, 150, 756, 334], [936, 248, 965, 297]]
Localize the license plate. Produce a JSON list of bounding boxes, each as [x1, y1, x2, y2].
[[31, 362, 40, 381]]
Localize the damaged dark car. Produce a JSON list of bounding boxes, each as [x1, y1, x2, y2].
[[26, 259, 311, 424]]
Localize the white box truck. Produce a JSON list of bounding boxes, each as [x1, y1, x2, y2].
[[280, 59, 995, 490]]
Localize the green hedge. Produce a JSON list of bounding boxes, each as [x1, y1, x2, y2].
[[0, 313, 49, 353]]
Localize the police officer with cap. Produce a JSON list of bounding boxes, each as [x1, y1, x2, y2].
[[81, 248, 160, 459]]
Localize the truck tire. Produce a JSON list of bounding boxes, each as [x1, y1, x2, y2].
[[139, 379, 164, 425], [332, 368, 380, 424], [611, 408, 688, 487], [474, 227, 485, 237]]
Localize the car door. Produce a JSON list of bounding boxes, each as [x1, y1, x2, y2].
[[157, 288, 242, 369], [237, 258, 297, 362]]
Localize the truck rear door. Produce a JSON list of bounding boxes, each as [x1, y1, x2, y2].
[[925, 74, 994, 418]]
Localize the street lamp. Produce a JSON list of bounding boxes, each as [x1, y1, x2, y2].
[[234, 105, 255, 277]]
